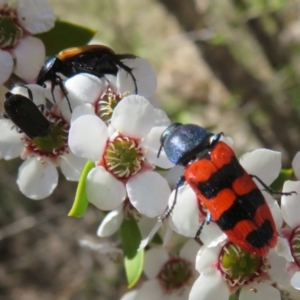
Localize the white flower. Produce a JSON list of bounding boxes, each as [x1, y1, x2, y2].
[[97, 202, 157, 239], [0, 85, 86, 200], [0, 0, 55, 84], [68, 95, 173, 217], [121, 240, 200, 300], [280, 180, 300, 290], [189, 241, 291, 300], [169, 148, 283, 249], [57, 56, 157, 122]]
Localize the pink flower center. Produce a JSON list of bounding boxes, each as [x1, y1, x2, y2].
[[0, 4, 23, 49], [289, 226, 300, 267], [218, 242, 266, 287], [22, 112, 69, 163], [95, 85, 126, 123], [157, 257, 193, 292], [102, 136, 144, 179]]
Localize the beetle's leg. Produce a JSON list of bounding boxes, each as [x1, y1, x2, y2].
[[194, 211, 212, 240], [159, 175, 186, 221], [250, 174, 296, 196], [54, 76, 73, 113]]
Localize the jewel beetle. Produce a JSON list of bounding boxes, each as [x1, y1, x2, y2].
[[4, 92, 51, 140], [37, 44, 138, 102], [158, 123, 294, 256]]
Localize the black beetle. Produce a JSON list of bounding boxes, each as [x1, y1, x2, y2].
[[37, 44, 138, 105]]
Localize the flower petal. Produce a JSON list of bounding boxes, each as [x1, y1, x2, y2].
[[144, 247, 169, 279], [274, 236, 294, 262], [111, 95, 155, 138], [61, 74, 104, 121], [291, 272, 300, 290], [0, 50, 13, 84], [68, 115, 108, 162], [195, 245, 221, 273], [11, 84, 46, 107], [135, 280, 163, 300], [281, 181, 300, 228], [0, 119, 24, 159], [120, 290, 138, 300], [153, 109, 171, 126], [127, 171, 170, 217], [13, 37, 45, 82], [267, 249, 292, 285], [117, 57, 157, 98], [239, 149, 281, 186], [292, 152, 300, 180], [240, 282, 281, 300], [17, 157, 58, 199], [17, 0, 55, 34], [200, 223, 227, 247], [59, 152, 86, 181], [141, 126, 174, 169], [71, 103, 96, 123], [169, 185, 202, 237], [189, 269, 229, 300], [86, 166, 126, 210], [179, 240, 200, 264], [97, 207, 123, 237]]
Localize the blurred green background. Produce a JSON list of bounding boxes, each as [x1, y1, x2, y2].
[[2, 0, 300, 299]]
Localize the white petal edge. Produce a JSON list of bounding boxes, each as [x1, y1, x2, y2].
[[117, 57, 157, 98], [86, 166, 126, 210], [97, 207, 123, 237], [141, 126, 174, 169], [135, 280, 163, 300], [179, 239, 201, 264], [144, 247, 169, 279], [11, 84, 46, 107], [239, 149, 281, 186], [59, 152, 86, 181], [239, 282, 281, 300], [68, 115, 108, 162], [13, 37, 45, 82], [111, 95, 155, 139], [195, 245, 221, 273], [0, 119, 24, 159], [291, 272, 300, 290], [127, 171, 171, 217], [189, 269, 229, 300], [120, 290, 138, 300], [281, 180, 300, 228], [17, 0, 55, 34], [71, 103, 96, 123], [169, 184, 202, 237], [17, 157, 58, 200], [0, 49, 13, 84]]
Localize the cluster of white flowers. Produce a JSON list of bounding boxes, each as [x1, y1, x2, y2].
[[2, 1, 300, 300]]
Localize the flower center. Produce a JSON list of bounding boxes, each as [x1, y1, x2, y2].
[[0, 5, 23, 48], [157, 257, 192, 292], [23, 114, 69, 161], [95, 85, 127, 123], [219, 242, 264, 286], [290, 226, 300, 267], [103, 136, 143, 179]]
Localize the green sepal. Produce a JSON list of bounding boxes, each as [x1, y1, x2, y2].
[[35, 20, 97, 56], [120, 216, 144, 288], [270, 168, 294, 191], [229, 294, 238, 300], [68, 161, 95, 218]]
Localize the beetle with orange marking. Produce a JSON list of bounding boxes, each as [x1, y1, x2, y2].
[[158, 123, 294, 256]]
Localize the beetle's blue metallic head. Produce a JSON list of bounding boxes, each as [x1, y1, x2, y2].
[[158, 123, 213, 166]]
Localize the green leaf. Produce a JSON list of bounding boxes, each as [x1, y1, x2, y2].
[[270, 168, 294, 191], [35, 20, 97, 56], [120, 216, 144, 288], [229, 294, 238, 300], [68, 161, 95, 218]]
